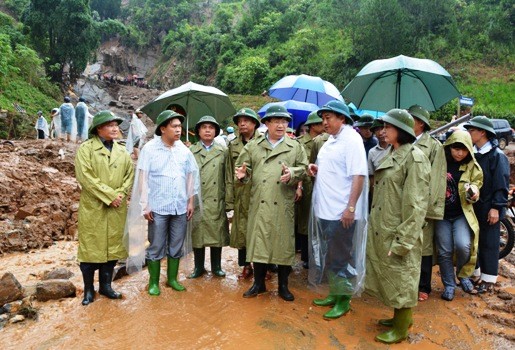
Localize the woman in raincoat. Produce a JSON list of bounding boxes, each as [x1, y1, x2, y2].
[[365, 109, 430, 344], [436, 130, 483, 301], [189, 116, 230, 278], [75, 111, 134, 305], [235, 105, 308, 301]]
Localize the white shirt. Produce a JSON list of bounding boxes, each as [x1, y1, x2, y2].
[[313, 125, 368, 220]]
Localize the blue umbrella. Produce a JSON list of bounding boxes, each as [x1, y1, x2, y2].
[[269, 74, 343, 107], [258, 100, 319, 129], [348, 103, 385, 118]]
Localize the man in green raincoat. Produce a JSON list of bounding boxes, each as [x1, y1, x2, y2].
[[296, 111, 324, 268], [75, 110, 134, 306], [235, 105, 308, 301], [189, 116, 230, 278], [409, 105, 446, 302], [225, 108, 261, 279]]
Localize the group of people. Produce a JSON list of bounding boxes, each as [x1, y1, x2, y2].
[[74, 100, 509, 344], [36, 96, 92, 142]]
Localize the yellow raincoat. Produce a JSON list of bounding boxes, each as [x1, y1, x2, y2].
[[75, 136, 134, 262]]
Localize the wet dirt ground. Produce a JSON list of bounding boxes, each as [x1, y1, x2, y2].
[[1, 242, 513, 350]]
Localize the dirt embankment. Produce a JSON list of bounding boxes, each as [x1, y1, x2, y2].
[[0, 140, 80, 254]]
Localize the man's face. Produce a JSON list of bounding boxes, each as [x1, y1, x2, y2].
[[160, 118, 182, 143], [321, 112, 344, 135], [310, 123, 324, 136], [265, 117, 288, 139], [237, 116, 256, 136], [358, 126, 373, 139], [374, 127, 385, 143], [136, 112, 143, 119], [467, 127, 485, 144], [96, 121, 120, 141], [198, 123, 216, 143]]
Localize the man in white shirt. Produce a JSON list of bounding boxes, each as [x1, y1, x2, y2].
[[307, 100, 368, 320]]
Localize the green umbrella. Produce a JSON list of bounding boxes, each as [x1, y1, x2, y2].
[[342, 55, 460, 111], [140, 81, 236, 140]]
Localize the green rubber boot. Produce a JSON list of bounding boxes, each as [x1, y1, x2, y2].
[[147, 260, 161, 296], [375, 308, 412, 344], [188, 248, 206, 279], [167, 257, 186, 291], [323, 295, 351, 319], [313, 295, 336, 307], [378, 316, 413, 327], [210, 247, 226, 277]]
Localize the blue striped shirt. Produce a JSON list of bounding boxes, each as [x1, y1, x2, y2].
[[138, 138, 199, 215]]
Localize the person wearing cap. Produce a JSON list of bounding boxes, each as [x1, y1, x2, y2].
[[354, 114, 378, 157], [75, 110, 134, 306], [58, 96, 76, 142], [306, 100, 368, 320], [126, 109, 148, 159], [365, 109, 430, 343], [75, 97, 90, 142], [464, 116, 509, 293], [225, 108, 261, 280], [35, 110, 49, 139], [234, 105, 308, 301], [408, 104, 447, 302], [367, 119, 391, 177], [188, 116, 230, 278], [226, 126, 236, 142], [130, 110, 200, 296], [49, 108, 61, 139], [296, 111, 324, 269]]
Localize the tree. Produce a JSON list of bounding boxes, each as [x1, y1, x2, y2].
[[24, 0, 98, 82], [90, 0, 121, 20]]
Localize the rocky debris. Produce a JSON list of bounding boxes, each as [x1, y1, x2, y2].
[[0, 140, 80, 255], [35, 279, 76, 302], [42, 268, 74, 280], [0, 272, 23, 305], [9, 314, 25, 324]]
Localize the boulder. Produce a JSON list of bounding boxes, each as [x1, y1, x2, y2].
[[0, 273, 24, 306], [9, 315, 25, 324], [35, 280, 76, 302], [42, 268, 74, 280]]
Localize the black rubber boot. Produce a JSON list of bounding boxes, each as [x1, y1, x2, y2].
[[210, 247, 226, 277], [243, 262, 267, 298], [98, 260, 122, 299], [278, 265, 294, 301], [188, 248, 206, 279], [80, 263, 96, 306]]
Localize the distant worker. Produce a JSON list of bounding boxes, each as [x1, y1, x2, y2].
[[354, 114, 378, 157], [49, 108, 61, 139], [59, 96, 76, 142], [35, 110, 49, 139], [126, 109, 148, 159], [75, 97, 90, 142], [226, 126, 236, 142]]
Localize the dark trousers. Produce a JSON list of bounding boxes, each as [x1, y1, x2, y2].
[[300, 234, 309, 263], [238, 248, 249, 267], [320, 218, 356, 278], [37, 129, 45, 139], [419, 255, 433, 294], [477, 221, 500, 278]]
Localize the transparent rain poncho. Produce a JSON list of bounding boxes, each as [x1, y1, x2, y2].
[[59, 103, 77, 142], [75, 101, 89, 141], [123, 139, 202, 274], [307, 129, 369, 296], [126, 113, 148, 154]]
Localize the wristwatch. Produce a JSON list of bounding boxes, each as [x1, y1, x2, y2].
[[348, 206, 355, 213]]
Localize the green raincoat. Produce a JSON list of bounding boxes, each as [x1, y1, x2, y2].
[[236, 134, 308, 265], [296, 133, 314, 235], [309, 133, 329, 163], [190, 142, 230, 248], [365, 143, 430, 309], [75, 136, 134, 263], [443, 131, 483, 277], [225, 130, 260, 248], [415, 132, 447, 255]]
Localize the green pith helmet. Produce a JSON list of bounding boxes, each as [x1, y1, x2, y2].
[[379, 109, 415, 138], [89, 110, 124, 135], [233, 107, 261, 127], [304, 111, 323, 126], [262, 105, 292, 122], [155, 110, 185, 136], [195, 115, 220, 136], [286, 127, 294, 133], [408, 104, 431, 128], [464, 116, 496, 137], [370, 119, 384, 132], [317, 100, 353, 125], [354, 114, 375, 128]]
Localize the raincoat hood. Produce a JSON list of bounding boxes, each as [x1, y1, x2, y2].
[[444, 130, 475, 156]]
